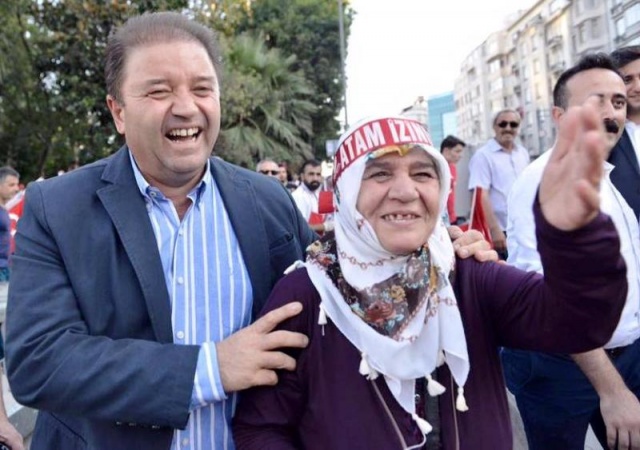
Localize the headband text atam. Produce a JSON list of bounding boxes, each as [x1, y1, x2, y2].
[[334, 117, 433, 182]]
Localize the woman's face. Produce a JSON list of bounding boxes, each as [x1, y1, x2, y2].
[[356, 148, 441, 255]]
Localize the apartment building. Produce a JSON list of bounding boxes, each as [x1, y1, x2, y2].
[[611, 0, 640, 47]]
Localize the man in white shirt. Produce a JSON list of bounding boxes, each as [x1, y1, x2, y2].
[[611, 46, 640, 220], [292, 159, 333, 234], [468, 109, 529, 259], [503, 53, 640, 450]]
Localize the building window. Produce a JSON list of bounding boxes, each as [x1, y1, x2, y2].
[[489, 59, 501, 73], [533, 59, 541, 74], [591, 17, 602, 39], [578, 23, 587, 44], [584, 0, 596, 9], [617, 18, 626, 38], [629, 4, 640, 28]]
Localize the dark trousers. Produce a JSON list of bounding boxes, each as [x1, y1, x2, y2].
[[501, 340, 640, 450]]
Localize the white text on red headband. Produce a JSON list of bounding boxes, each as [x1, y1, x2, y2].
[[334, 118, 433, 182]]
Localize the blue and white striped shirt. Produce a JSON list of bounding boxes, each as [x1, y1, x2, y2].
[[130, 152, 252, 450]]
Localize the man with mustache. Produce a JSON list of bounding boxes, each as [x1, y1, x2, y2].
[[468, 109, 530, 259], [292, 159, 333, 233], [503, 53, 640, 450]]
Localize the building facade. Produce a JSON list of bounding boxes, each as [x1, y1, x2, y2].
[[427, 92, 457, 149]]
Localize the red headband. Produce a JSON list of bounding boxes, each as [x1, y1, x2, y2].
[[333, 117, 433, 183]]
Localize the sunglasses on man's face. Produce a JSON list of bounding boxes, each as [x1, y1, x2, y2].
[[497, 121, 520, 129], [260, 170, 280, 176]]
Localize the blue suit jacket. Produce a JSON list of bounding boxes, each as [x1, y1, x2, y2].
[[609, 129, 640, 219], [5, 147, 315, 449]]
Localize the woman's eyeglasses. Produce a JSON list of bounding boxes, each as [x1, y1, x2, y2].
[[260, 170, 280, 176], [497, 121, 520, 129]]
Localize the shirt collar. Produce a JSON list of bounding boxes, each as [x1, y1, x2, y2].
[[128, 149, 210, 204], [489, 137, 523, 153]]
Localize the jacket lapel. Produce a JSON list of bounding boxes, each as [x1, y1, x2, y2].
[[210, 158, 270, 317], [611, 130, 640, 176], [97, 147, 173, 343]]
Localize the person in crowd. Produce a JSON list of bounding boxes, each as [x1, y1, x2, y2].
[[440, 135, 466, 225], [0, 167, 19, 284], [504, 53, 640, 450], [468, 109, 529, 259], [232, 112, 627, 450], [255, 159, 281, 180], [0, 372, 24, 450], [610, 45, 640, 219], [4, 12, 496, 450], [277, 162, 289, 185], [292, 159, 333, 234]]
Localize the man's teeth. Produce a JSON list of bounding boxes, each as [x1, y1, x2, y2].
[[168, 128, 199, 138], [384, 214, 417, 221]]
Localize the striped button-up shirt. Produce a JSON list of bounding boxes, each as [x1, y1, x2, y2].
[[130, 152, 252, 450]]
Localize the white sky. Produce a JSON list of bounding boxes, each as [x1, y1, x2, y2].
[[344, 0, 537, 124]]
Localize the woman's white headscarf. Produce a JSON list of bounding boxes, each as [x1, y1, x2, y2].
[[295, 116, 470, 435]]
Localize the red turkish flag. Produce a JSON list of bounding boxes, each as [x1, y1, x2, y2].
[[7, 190, 25, 254], [459, 187, 493, 248]]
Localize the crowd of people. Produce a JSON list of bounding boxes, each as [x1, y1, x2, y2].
[[0, 9, 639, 450]]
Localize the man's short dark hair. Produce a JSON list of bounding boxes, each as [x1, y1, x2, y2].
[[105, 11, 222, 103], [300, 159, 321, 174], [0, 166, 19, 184], [553, 53, 622, 109], [440, 135, 466, 152], [611, 46, 640, 70]]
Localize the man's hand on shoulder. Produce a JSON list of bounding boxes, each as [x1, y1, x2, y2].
[[448, 226, 499, 262], [216, 302, 308, 393]]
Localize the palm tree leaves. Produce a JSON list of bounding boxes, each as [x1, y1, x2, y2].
[[217, 33, 316, 167]]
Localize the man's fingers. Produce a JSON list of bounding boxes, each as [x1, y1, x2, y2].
[[630, 428, 640, 450], [617, 429, 631, 450], [260, 350, 298, 372], [608, 426, 618, 450], [252, 302, 303, 334], [551, 106, 581, 163], [447, 225, 463, 240], [253, 369, 279, 387], [263, 329, 309, 351]]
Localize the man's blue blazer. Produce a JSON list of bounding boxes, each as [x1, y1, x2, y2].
[[5, 146, 315, 449]]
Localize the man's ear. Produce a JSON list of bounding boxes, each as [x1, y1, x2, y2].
[[551, 106, 565, 125], [106, 95, 126, 134]]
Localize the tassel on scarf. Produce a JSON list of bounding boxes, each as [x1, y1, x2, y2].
[[318, 303, 328, 325], [318, 303, 328, 336], [411, 413, 433, 435], [426, 374, 446, 396], [456, 387, 469, 412], [283, 260, 305, 275], [358, 353, 379, 380], [436, 350, 446, 367]]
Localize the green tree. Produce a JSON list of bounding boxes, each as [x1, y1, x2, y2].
[[235, 0, 353, 160], [216, 33, 316, 167], [0, 0, 187, 181]]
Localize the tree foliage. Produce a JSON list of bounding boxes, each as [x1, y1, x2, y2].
[[0, 0, 188, 180], [216, 33, 316, 167], [0, 0, 351, 181], [234, 0, 353, 161]]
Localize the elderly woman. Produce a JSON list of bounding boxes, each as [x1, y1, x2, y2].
[[232, 108, 626, 449]]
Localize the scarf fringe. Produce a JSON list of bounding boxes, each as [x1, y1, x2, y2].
[[283, 260, 305, 275], [411, 413, 433, 435], [456, 387, 469, 412], [426, 374, 446, 396], [359, 353, 379, 380]]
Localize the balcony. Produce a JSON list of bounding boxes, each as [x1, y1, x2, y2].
[[550, 60, 566, 74], [547, 35, 562, 48]]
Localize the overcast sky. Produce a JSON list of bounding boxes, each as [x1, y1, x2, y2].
[[343, 0, 536, 125]]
